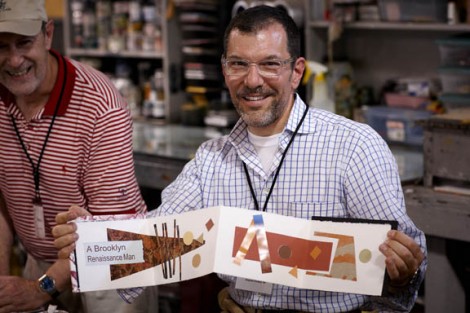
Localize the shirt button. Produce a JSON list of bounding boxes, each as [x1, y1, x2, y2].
[[263, 188, 269, 195]]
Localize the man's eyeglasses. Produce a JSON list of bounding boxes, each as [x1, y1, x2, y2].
[[221, 57, 294, 77]]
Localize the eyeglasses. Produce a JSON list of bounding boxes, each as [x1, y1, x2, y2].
[[221, 57, 294, 77]]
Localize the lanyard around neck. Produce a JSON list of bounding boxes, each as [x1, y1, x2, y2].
[[243, 102, 309, 212], [9, 54, 67, 200]]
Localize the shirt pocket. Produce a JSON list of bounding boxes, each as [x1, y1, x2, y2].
[[287, 201, 346, 220]]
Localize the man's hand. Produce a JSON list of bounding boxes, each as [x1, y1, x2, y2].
[[0, 276, 49, 313], [379, 230, 425, 287], [52, 205, 90, 259]]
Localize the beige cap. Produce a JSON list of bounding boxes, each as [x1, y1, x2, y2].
[[0, 0, 48, 36]]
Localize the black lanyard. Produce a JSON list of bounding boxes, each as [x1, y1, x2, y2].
[[243, 102, 308, 212], [10, 55, 67, 202]]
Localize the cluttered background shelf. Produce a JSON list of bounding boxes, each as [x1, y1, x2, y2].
[[309, 20, 470, 31]]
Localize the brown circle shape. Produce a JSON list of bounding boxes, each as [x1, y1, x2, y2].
[[192, 254, 201, 268], [278, 245, 292, 259]]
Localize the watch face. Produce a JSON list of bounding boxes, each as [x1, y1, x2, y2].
[[39, 275, 56, 293]]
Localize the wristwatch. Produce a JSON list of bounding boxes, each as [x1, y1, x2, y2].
[[38, 274, 60, 299]]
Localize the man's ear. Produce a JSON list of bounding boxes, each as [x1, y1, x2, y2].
[[291, 57, 306, 89], [44, 20, 55, 50]]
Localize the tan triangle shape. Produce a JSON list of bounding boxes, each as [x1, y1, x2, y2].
[[289, 266, 298, 278], [197, 234, 204, 244]]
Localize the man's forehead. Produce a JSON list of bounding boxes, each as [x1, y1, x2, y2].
[[229, 23, 285, 38], [226, 27, 288, 56]]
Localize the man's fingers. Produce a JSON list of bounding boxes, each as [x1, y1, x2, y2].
[[51, 222, 77, 238], [388, 230, 424, 258], [387, 230, 424, 269], [53, 205, 88, 260], [384, 254, 406, 281], [55, 205, 91, 224], [53, 229, 78, 247], [69, 205, 91, 217], [52, 223, 79, 257], [55, 211, 74, 224], [57, 244, 76, 259], [380, 230, 425, 285]]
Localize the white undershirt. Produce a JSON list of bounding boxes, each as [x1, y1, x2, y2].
[[247, 130, 281, 173]]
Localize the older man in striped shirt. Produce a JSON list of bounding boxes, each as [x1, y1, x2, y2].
[[0, 0, 146, 312]]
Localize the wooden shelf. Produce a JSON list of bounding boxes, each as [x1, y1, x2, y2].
[[63, 0, 188, 122], [66, 48, 164, 59], [309, 20, 470, 32]]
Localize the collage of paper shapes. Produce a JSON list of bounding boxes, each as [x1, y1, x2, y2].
[[71, 206, 392, 296]]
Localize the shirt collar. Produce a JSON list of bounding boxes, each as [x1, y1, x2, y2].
[[43, 49, 76, 116], [284, 93, 311, 135], [0, 84, 14, 107], [228, 93, 312, 147]]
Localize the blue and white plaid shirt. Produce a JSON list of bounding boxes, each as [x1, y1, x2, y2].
[[121, 95, 427, 312]]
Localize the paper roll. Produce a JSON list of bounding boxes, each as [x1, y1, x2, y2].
[[270, 0, 304, 27], [250, 0, 266, 7], [232, 0, 248, 17], [231, 0, 305, 27]]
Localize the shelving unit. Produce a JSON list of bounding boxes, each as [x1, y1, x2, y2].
[[309, 20, 470, 31], [304, 1, 470, 102], [63, 0, 186, 123], [304, 4, 470, 313], [65, 48, 165, 59]]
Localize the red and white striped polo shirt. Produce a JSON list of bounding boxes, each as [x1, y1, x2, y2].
[[0, 50, 146, 262]]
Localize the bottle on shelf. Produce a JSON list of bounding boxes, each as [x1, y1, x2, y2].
[[96, 0, 112, 51], [153, 69, 165, 119], [109, 1, 129, 53], [311, 71, 335, 113], [82, 1, 97, 48], [143, 69, 165, 119], [70, 0, 84, 47], [127, 0, 143, 51], [303, 61, 335, 113], [112, 61, 141, 118], [141, 1, 162, 52]]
